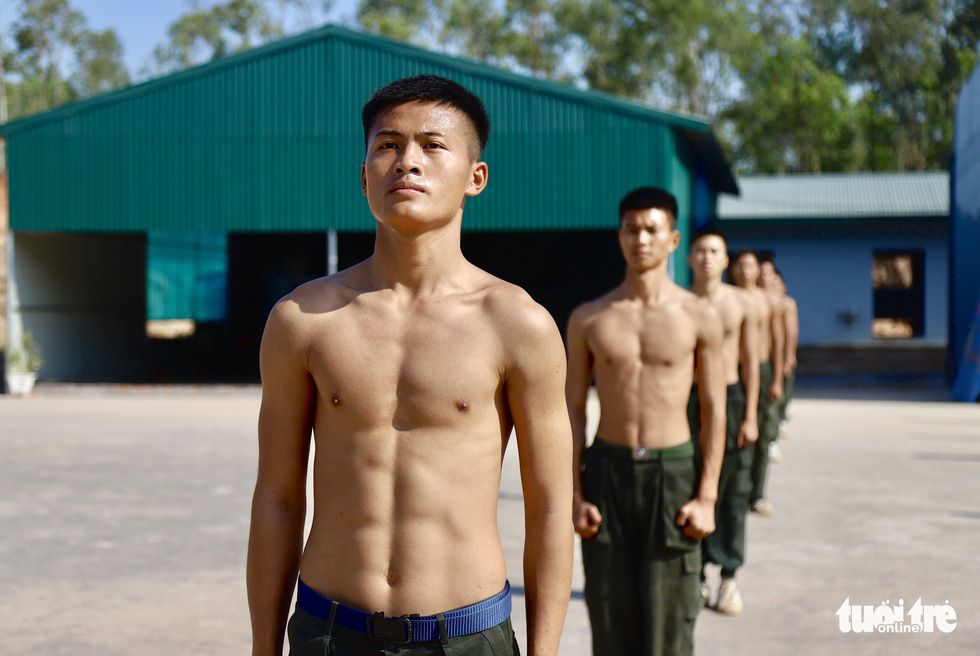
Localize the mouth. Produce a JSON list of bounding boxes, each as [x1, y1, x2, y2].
[[389, 180, 425, 195]]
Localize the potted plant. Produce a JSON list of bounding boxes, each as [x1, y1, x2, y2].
[[5, 331, 44, 396]]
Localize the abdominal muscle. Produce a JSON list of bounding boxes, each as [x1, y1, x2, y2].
[[592, 363, 695, 449], [297, 424, 509, 617]]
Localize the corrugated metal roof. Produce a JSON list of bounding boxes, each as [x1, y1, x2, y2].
[[717, 171, 949, 220], [0, 24, 736, 239]]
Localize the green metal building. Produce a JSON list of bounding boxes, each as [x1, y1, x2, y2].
[[0, 25, 737, 383]]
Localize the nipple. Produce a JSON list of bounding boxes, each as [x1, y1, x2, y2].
[[331, 394, 342, 406], [455, 398, 471, 412]]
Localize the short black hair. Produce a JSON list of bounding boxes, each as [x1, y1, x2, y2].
[[690, 227, 728, 249], [618, 187, 678, 229], [361, 75, 491, 159]]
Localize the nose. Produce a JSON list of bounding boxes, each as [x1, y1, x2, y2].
[[395, 142, 422, 174]]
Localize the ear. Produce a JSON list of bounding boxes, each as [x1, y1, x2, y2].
[[465, 161, 489, 197], [667, 229, 681, 253], [360, 163, 367, 195]]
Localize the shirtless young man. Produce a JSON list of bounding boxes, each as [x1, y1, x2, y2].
[[566, 187, 725, 656], [246, 75, 573, 656], [687, 229, 759, 616], [729, 251, 784, 517], [760, 262, 799, 442]]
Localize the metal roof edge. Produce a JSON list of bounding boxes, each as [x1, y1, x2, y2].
[[0, 24, 714, 137], [0, 24, 355, 136], [716, 212, 949, 222]]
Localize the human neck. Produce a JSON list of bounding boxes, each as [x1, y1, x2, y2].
[[691, 275, 723, 298], [368, 222, 466, 295], [623, 263, 673, 301]]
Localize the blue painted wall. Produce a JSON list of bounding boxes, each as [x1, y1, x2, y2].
[[722, 221, 948, 346], [952, 64, 980, 374]]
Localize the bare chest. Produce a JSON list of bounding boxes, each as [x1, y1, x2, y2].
[[588, 305, 697, 371], [713, 296, 744, 350], [307, 302, 504, 430]]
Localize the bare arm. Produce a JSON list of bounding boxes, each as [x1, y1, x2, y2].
[[507, 304, 574, 656], [737, 293, 760, 447], [768, 297, 785, 401], [564, 305, 602, 540], [677, 303, 726, 539], [783, 296, 799, 376], [247, 300, 315, 656]]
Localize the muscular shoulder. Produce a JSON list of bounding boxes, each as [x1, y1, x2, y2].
[[270, 273, 349, 322], [686, 289, 721, 321], [478, 274, 564, 375], [482, 275, 559, 343], [678, 288, 723, 341], [263, 270, 364, 355], [567, 288, 620, 329], [725, 284, 756, 316]]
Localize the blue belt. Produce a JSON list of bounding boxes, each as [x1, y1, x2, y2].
[[297, 579, 512, 643]]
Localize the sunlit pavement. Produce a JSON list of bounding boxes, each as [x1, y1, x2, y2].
[[1, 382, 978, 655]]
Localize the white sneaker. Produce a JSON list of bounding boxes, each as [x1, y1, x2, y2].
[[769, 441, 784, 464], [779, 420, 790, 439], [716, 578, 744, 616], [750, 498, 775, 517]]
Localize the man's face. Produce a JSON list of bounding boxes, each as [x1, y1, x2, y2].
[[361, 101, 486, 233], [731, 253, 759, 287], [759, 261, 777, 290], [688, 234, 728, 282], [618, 208, 679, 272]]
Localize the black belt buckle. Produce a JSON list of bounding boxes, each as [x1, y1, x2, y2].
[[368, 611, 414, 643]]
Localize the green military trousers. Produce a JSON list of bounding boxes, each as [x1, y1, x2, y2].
[[750, 361, 779, 503], [688, 382, 752, 577], [580, 438, 702, 656], [701, 383, 751, 576], [775, 366, 795, 424]]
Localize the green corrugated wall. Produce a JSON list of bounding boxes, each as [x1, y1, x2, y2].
[[3, 26, 727, 243]]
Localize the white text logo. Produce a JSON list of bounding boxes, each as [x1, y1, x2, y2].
[[836, 598, 957, 633]]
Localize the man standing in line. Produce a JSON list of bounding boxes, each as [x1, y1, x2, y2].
[[247, 75, 574, 656], [688, 229, 759, 616], [760, 260, 799, 446], [566, 187, 726, 655], [729, 251, 784, 517]]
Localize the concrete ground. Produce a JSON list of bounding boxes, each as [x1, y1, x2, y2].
[[1, 382, 978, 655]]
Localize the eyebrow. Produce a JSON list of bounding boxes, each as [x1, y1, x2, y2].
[[371, 129, 449, 140]]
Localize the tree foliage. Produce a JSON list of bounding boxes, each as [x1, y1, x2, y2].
[[353, 0, 980, 173], [3, 0, 980, 174], [2, 0, 130, 119]]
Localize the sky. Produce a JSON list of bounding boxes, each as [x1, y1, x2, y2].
[[1, 0, 360, 77]]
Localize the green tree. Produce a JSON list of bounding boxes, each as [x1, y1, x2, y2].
[[73, 28, 129, 96], [356, 0, 435, 43], [557, 0, 755, 115], [2, 0, 129, 119], [148, 0, 285, 74], [355, 0, 574, 80], [723, 36, 856, 173], [557, 0, 661, 97], [9, 0, 85, 112]]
